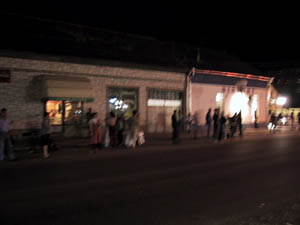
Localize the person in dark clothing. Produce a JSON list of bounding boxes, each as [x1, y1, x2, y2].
[[254, 110, 258, 128], [237, 111, 243, 136], [171, 110, 179, 144], [218, 112, 227, 141], [205, 108, 212, 137], [212, 109, 219, 139], [116, 114, 125, 146], [229, 113, 237, 137], [86, 108, 93, 123], [298, 112, 300, 131]]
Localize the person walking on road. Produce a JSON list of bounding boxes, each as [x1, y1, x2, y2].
[[205, 108, 212, 137], [0, 108, 16, 161]]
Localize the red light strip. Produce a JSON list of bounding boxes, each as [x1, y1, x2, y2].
[[194, 69, 273, 82]]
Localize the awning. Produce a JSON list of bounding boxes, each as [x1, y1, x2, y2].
[[37, 75, 94, 102]]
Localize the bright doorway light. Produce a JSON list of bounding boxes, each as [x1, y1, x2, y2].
[[230, 92, 249, 118]]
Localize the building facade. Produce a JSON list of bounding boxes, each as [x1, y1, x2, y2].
[[187, 69, 274, 126], [0, 55, 185, 137]]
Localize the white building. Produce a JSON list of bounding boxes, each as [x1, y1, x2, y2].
[[187, 68, 274, 126]]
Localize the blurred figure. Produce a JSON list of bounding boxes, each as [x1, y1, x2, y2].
[[171, 110, 179, 144], [229, 113, 237, 137], [298, 112, 300, 131], [116, 114, 125, 146], [125, 110, 139, 148], [212, 108, 219, 139], [191, 113, 198, 139], [205, 108, 212, 137], [41, 112, 51, 158], [218, 112, 227, 141], [237, 111, 243, 136], [86, 107, 93, 123], [269, 113, 277, 133], [106, 112, 117, 148], [0, 108, 16, 161], [89, 112, 103, 153], [290, 111, 294, 129], [186, 113, 193, 133], [254, 110, 258, 128]]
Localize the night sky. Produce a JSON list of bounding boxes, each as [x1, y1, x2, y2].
[[1, 1, 300, 63]]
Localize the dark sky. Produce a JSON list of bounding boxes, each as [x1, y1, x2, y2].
[[2, 1, 300, 63]]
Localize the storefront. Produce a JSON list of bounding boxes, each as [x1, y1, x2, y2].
[[147, 89, 183, 132], [37, 75, 93, 136]]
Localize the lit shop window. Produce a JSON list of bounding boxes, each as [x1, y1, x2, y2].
[[107, 87, 138, 119], [46, 101, 63, 125], [64, 101, 83, 124], [45, 101, 83, 125]]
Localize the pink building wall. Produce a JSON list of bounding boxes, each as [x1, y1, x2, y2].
[[190, 83, 269, 125]]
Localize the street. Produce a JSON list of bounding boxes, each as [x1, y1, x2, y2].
[[1, 132, 300, 225]]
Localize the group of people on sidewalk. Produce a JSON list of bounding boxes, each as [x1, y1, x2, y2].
[[171, 108, 244, 144], [207, 108, 243, 141], [87, 109, 144, 153]]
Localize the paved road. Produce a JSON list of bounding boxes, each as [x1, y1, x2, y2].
[[1, 133, 300, 225]]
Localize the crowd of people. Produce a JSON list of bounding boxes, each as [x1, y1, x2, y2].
[[172, 108, 246, 144], [268, 111, 300, 132], [87, 109, 144, 154], [1, 106, 300, 161], [0, 107, 145, 161]]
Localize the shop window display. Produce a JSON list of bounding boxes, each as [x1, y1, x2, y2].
[[107, 87, 138, 119], [45, 100, 83, 126]]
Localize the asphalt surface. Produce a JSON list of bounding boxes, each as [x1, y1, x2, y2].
[[1, 132, 300, 225]]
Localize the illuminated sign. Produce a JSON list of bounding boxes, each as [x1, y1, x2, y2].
[[147, 99, 181, 107]]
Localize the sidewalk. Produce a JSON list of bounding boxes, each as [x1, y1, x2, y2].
[[12, 126, 285, 153], [11, 124, 300, 156]]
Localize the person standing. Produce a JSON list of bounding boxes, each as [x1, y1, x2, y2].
[[89, 113, 103, 153], [106, 112, 117, 148], [0, 108, 16, 161], [191, 113, 198, 139], [237, 111, 243, 136], [41, 112, 51, 158], [171, 110, 179, 144], [86, 108, 93, 124], [212, 109, 219, 139], [205, 108, 212, 137], [186, 113, 193, 133], [126, 110, 139, 148], [254, 110, 258, 128], [297, 112, 300, 131], [218, 112, 227, 141], [290, 111, 295, 129], [116, 114, 125, 146]]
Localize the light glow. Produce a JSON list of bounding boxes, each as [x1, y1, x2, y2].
[[276, 97, 287, 106], [230, 92, 249, 118]]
